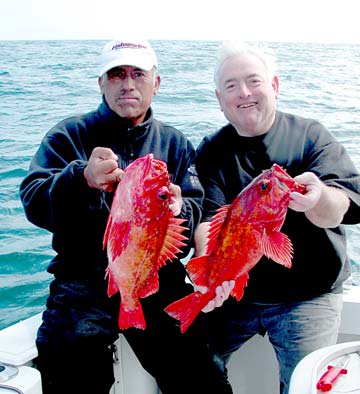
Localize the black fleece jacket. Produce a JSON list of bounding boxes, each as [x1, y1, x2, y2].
[[20, 98, 204, 284]]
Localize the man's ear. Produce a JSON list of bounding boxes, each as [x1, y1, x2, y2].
[[153, 74, 161, 96], [272, 75, 279, 99], [98, 76, 105, 94]]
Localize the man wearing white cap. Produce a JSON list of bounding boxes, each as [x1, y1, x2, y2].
[[20, 38, 233, 394]]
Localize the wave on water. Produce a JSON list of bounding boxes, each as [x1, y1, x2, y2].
[[1, 39, 360, 329]]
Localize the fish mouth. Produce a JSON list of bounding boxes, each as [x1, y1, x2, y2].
[[272, 164, 306, 194], [142, 155, 169, 189]]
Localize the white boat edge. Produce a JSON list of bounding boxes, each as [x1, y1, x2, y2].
[[1, 285, 360, 394]]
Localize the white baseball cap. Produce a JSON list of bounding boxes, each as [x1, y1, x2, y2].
[[99, 38, 158, 76]]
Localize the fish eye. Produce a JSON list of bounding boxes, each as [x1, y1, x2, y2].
[[258, 180, 272, 193], [158, 192, 168, 200], [157, 187, 170, 201]]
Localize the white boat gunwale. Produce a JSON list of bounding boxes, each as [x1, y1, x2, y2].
[[1, 285, 360, 394]]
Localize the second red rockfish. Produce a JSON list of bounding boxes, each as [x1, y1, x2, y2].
[[165, 163, 305, 333], [103, 153, 188, 330]]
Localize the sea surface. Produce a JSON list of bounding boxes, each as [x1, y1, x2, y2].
[[1, 39, 360, 330]]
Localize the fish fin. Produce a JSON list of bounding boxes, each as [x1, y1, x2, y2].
[[261, 230, 293, 268], [165, 292, 209, 333], [102, 214, 113, 249], [119, 300, 146, 330], [138, 272, 159, 298], [157, 217, 188, 268], [185, 255, 210, 287], [232, 273, 249, 301], [206, 205, 231, 254], [104, 220, 132, 262], [105, 268, 119, 297]]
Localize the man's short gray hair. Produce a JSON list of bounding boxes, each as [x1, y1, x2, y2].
[[214, 41, 278, 90]]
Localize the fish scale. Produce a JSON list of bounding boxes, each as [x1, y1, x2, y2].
[[103, 153, 188, 330], [165, 163, 305, 333]]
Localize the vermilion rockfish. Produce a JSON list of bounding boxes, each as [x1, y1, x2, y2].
[[165, 164, 305, 333], [103, 153, 188, 330]]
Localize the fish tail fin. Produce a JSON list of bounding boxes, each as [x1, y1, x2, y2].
[[119, 301, 146, 330], [165, 292, 208, 333]]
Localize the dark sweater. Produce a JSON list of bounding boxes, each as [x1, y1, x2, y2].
[[195, 110, 360, 302]]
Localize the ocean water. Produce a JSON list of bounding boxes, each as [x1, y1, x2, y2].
[[1, 39, 360, 330]]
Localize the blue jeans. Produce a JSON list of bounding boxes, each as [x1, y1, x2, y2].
[[207, 293, 343, 394]]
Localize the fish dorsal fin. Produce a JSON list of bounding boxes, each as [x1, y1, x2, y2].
[[206, 204, 231, 254], [157, 217, 188, 268], [261, 229, 293, 268]]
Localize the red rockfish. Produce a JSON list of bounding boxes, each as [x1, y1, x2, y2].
[[165, 164, 305, 333], [103, 153, 188, 330]]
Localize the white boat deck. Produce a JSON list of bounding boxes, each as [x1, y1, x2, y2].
[[1, 286, 360, 394]]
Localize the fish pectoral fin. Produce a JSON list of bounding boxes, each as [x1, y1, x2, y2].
[[261, 230, 293, 268], [232, 273, 248, 301], [157, 217, 189, 268]]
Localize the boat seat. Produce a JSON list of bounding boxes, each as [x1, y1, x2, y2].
[[289, 341, 360, 394]]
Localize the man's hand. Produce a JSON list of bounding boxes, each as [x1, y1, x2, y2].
[[289, 172, 322, 212], [169, 183, 183, 216], [195, 280, 235, 313], [84, 147, 124, 192], [289, 172, 350, 228]]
